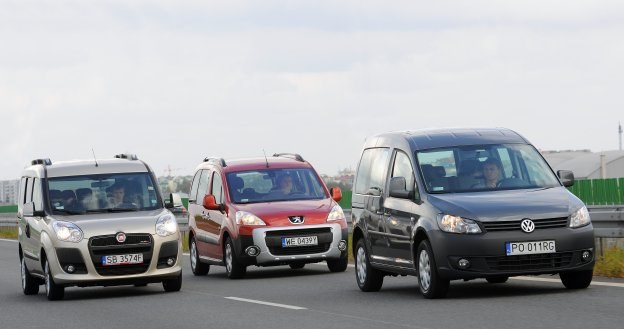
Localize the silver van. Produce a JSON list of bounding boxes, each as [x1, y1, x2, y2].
[[17, 154, 183, 300], [351, 128, 594, 298]]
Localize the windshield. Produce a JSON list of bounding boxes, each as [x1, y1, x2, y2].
[[47, 172, 162, 214], [226, 168, 327, 204], [416, 143, 561, 194]]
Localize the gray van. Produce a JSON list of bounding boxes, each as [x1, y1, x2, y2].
[[351, 128, 594, 298]]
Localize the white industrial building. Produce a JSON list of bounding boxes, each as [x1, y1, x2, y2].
[[542, 150, 624, 180], [0, 180, 19, 205]]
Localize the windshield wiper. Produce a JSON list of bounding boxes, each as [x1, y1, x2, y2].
[[53, 209, 85, 215], [87, 208, 140, 213]]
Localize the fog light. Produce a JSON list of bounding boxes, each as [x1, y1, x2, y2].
[[338, 240, 347, 251], [66, 265, 75, 273], [458, 258, 470, 269], [246, 246, 260, 256], [166, 257, 176, 266], [582, 250, 592, 262]]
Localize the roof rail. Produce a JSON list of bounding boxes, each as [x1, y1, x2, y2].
[[114, 153, 138, 160], [31, 158, 52, 166], [203, 157, 227, 167], [273, 153, 304, 162]]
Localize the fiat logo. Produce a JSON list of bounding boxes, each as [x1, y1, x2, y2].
[[116, 232, 127, 243], [289, 216, 304, 224], [520, 219, 535, 233]]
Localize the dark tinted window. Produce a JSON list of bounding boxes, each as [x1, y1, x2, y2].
[[354, 148, 390, 194]]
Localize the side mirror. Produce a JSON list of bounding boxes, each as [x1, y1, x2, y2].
[[330, 187, 342, 202], [558, 170, 575, 187], [164, 193, 175, 209], [389, 177, 412, 199], [203, 194, 222, 211], [23, 202, 45, 217]]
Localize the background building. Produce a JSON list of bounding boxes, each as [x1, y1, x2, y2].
[[0, 180, 19, 205], [542, 150, 624, 179]]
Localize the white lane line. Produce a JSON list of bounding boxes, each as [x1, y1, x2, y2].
[[225, 297, 306, 310], [511, 276, 624, 288], [0, 238, 17, 243]]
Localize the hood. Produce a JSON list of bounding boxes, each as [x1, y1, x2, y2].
[[51, 209, 171, 237], [232, 198, 336, 226], [427, 187, 583, 222]]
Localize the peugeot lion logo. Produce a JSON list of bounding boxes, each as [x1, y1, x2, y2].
[[520, 219, 535, 233], [116, 232, 127, 243], [289, 216, 304, 224]]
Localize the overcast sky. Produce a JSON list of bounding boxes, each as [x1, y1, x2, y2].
[[1, 0, 623, 181]]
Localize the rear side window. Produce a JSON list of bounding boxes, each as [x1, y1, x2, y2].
[[354, 148, 390, 194], [189, 170, 202, 202]]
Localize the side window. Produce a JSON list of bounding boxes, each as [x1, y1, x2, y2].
[[196, 170, 210, 201], [17, 177, 27, 214], [354, 148, 390, 194], [32, 178, 44, 211], [496, 147, 513, 178], [25, 177, 34, 203], [391, 151, 415, 193], [211, 172, 224, 204], [189, 170, 202, 202]]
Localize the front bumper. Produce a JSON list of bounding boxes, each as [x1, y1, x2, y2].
[[235, 223, 348, 266], [429, 224, 595, 280]]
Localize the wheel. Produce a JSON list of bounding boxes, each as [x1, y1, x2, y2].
[[162, 273, 182, 292], [190, 237, 210, 275], [224, 237, 246, 279], [486, 276, 509, 284], [354, 239, 383, 292], [417, 240, 449, 299], [21, 257, 40, 295], [327, 256, 348, 272], [44, 259, 64, 301], [560, 270, 593, 289], [289, 263, 305, 270]]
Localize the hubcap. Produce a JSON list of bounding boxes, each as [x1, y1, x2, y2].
[[21, 258, 26, 290], [190, 241, 197, 270], [356, 246, 367, 284], [225, 243, 232, 273], [418, 250, 431, 292], [45, 261, 51, 295]]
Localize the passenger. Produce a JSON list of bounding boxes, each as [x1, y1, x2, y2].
[[76, 188, 94, 210], [109, 184, 126, 207], [273, 174, 293, 196]]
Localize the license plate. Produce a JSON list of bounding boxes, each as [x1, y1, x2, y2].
[[102, 253, 143, 266], [506, 240, 556, 256], [281, 236, 318, 247]]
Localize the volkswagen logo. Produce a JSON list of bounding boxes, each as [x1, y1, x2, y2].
[[520, 219, 535, 233], [116, 232, 127, 243], [289, 216, 304, 224]]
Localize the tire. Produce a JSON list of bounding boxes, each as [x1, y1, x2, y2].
[[560, 270, 593, 289], [417, 240, 449, 299], [327, 256, 348, 272], [289, 263, 305, 270], [224, 237, 246, 279], [162, 273, 182, 292], [190, 237, 210, 276], [21, 257, 40, 295], [44, 259, 64, 301], [486, 276, 509, 284], [354, 239, 384, 292]]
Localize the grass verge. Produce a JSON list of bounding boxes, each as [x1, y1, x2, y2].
[[0, 227, 18, 239], [594, 248, 624, 278]]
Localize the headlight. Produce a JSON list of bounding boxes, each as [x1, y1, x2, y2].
[[236, 211, 266, 225], [52, 221, 83, 242], [437, 214, 482, 234], [156, 213, 178, 237], [327, 205, 345, 222], [570, 206, 591, 228]]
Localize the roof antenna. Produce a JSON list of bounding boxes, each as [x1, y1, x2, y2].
[[92, 148, 99, 167], [262, 149, 269, 168]]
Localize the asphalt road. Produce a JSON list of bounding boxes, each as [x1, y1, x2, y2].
[[1, 238, 623, 329]]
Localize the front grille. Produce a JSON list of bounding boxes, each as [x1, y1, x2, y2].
[[482, 217, 569, 232], [89, 234, 153, 276], [485, 252, 573, 271], [265, 227, 333, 256]]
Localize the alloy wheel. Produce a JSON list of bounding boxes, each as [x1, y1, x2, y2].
[[419, 249, 431, 292]]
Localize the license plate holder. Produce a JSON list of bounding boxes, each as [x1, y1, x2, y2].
[[281, 236, 318, 247], [102, 253, 144, 266]]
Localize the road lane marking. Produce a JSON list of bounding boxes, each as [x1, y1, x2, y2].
[[0, 238, 17, 243], [512, 276, 624, 288], [225, 297, 306, 310]]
